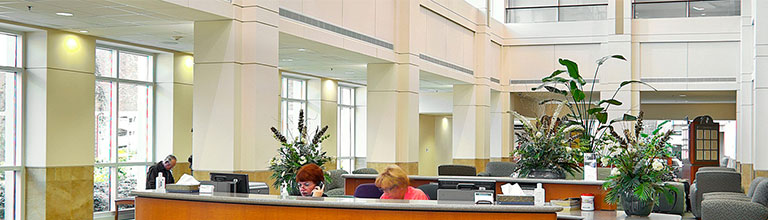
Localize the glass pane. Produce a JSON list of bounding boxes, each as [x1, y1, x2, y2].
[[287, 79, 305, 100], [633, 2, 686, 19], [95, 81, 115, 163], [282, 100, 305, 140], [560, 0, 607, 5], [338, 107, 353, 157], [559, 5, 607, 21], [281, 77, 288, 98], [117, 166, 147, 206], [508, 0, 556, 7], [0, 171, 16, 219], [117, 83, 153, 163], [690, 0, 740, 17], [0, 71, 17, 167], [95, 48, 116, 78], [0, 34, 16, 67], [118, 51, 152, 81], [93, 167, 112, 212], [507, 8, 557, 23]]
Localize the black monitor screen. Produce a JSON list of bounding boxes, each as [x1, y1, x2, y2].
[[210, 173, 249, 193], [437, 178, 496, 195]]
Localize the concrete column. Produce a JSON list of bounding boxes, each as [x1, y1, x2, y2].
[[25, 30, 95, 219], [601, 0, 636, 121], [366, 63, 420, 174], [156, 53, 194, 177], [737, 0, 756, 188], [753, 0, 768, 177], [192, 2, 280, 191], [490, 91, 503, 161], [500, 92, 513, 161], [452, 84, 491, 172], [307, 78, 338, 169]]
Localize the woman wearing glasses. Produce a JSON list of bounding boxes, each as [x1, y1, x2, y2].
[[296, 163, 326, 197], [375, 165, 428, 200]]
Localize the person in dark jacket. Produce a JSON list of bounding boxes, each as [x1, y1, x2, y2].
[[146, 155, 177, 189]]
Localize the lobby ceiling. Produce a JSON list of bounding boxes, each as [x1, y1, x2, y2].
[[0, 0, 224, 53]]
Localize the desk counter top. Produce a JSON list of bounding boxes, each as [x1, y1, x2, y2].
[[132, 190, 563, 213], [341, 174, 606, 186]]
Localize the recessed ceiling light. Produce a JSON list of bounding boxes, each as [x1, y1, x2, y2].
[[281, 58, 293, 62], [692, 6, 704, 11], [56, 12, 74, 17], [297, 48, 307, 52], [79, 30, 88, 33]]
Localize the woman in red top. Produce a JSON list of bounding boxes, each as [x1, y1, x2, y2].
[[375, 165, 429, 200]]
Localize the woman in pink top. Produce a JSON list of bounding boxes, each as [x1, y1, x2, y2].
[[375, 165, 429, 200]]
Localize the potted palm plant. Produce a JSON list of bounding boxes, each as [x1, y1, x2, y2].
[[511, 104, 583, 179], [597, 112, 677, 216]]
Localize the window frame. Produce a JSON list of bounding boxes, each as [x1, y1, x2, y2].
[[505, 0, 608, 23], [336, 85, 356, 172], [0, 28, 24, 220], [93, 45, 157, 214], [631, 0, 741, 19], [280, 76, 308, 139]]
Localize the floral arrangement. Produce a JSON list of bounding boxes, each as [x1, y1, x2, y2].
[[511, 103, 583, 178], [598, 112, 677, 205], [268, 109, 332, 195]]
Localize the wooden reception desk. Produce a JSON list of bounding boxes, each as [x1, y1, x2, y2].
[[343, 174, 617, 210], [133, 190, 562, 220]]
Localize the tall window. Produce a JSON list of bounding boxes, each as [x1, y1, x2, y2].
[[281, 77, 307, 140], [633, 0, 740, 19], [0, 31, 22, 220], [337, 86, 355, 172], [93, 47, 154, 213], [505, 0, 608, 23]]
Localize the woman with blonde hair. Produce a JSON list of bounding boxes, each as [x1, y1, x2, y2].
[[375, 165, 428, 200]]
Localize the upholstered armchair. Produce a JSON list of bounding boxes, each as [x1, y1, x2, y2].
[[690, 170, 742, 218], [437, 164, 477, 176], [325, 169, 348, 196], [477, 162, 516, 177], [653, 182, 686, 215], [701, 180, 768, 220]]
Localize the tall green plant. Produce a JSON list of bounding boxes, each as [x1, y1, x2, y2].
[[268, 109, 332, 195], [532, 55, 656, 152], [511, 103, 583, 178]]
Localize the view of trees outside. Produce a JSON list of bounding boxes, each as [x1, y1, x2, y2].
[[93, 48, 153, 212], [0, 32, 19, 220]]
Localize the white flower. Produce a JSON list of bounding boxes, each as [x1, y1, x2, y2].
[[299, 156, 307, 164], [652, 160, 664, 171], [601, 158, 610, 166], [566, 147, 572, 152], [535, 132, 543, 138], [627, 146, 637, 153], [611, 168, 621, 176]]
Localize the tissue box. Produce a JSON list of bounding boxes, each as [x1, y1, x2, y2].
[[496, 195, 534, 205], [166, 184, 200, 193], [551, 198, 581, 211]]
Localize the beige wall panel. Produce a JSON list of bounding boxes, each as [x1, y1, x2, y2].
[[366, 91, 398, 162], [452, 105, 476, 159], [239, 64, 280, 170], [194, 20, 238, 63], [554, 44, 602, 78], [173, 84, 194, 161], [45, 69, 95, 166], [687, 42, 740, 78], [46, 31, 95, 73], [192, 63, 238, 171], [419, 115, 437, 176], [303, 0, 343, 25], [242, 22, 279, 66], [424, 8, 448, 61], [342, 0, 376, 38], [641, 103, 736, 120], [279, 0, 302, 13], [445, 22, 463, 67], [640, 42, 687, 78], [375, 0, 395, 43], [506, 45, 555, 79]]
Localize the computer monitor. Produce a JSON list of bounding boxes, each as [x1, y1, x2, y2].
[[210, 173, 249, 193], [437, 178, 496, 195]]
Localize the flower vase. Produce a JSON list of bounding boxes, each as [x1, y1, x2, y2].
[[621, 191, 654, 217], [583, 153, 597, 181]]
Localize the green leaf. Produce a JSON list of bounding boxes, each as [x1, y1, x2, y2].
[[543, 70, 566, 81], [587, 107, 604, 115], [596, 112, 608, 124], [559, 58, 585, 85], [611, 55, 626, 61], [599, 99, 622, 106], [622, 114, 637, 121], [618, 80, 657, 91], [544, 86, 568, 96], [539, 99, 566, 105], [570, 81, 585, 101]]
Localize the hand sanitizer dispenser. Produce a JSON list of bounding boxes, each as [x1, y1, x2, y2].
[[534, 183, 545, 206], [156, 172, 166, 192]]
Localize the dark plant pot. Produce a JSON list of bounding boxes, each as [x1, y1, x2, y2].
[[527, 169, 566, 179], [621, 191, 654, 217], [284, 181, 302, 196]]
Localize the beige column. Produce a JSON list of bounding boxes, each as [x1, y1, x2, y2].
[[500, 92, 513, 161], [156, 53, 194, 177], [192, 2, 280, 192], [366, 63, 420, 174], [738, 0, 756, 188], [753, 0, 768, 178], [307, 78, 338, 170], [601, 0, 637, 121], [25, 30, 95, 219], [452, 84, 491, 172]]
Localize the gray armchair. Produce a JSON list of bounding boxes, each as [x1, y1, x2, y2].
[[477, 162, 516, 177], [703, 177, 766, 201], [701, 180, 768, 220], [325, 169, 348, 196], [653, 182, 686, 215], [438, 164, 476, 176], [352, 168, 378, 174], [690, 170, 742, 218]]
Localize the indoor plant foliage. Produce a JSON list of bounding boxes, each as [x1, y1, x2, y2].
[[268, 109, 332, 195], [511, 104, 583, 179], [533, 55, 656, 153], [597, 112, 677, 216]]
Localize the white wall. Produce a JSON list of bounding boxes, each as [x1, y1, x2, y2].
[[420, 91, 453, 114], [421, 7, 475, 70], [280, 0, 395, 44]]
